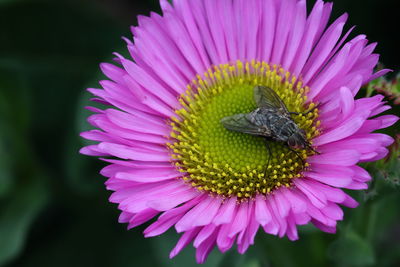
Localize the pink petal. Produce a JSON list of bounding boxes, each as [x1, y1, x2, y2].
[[216, 223, 235, 253], [98, 142, 170, 162], [114, 181, 181, 207], [89, 116, 168, 144], [269, 197, 288, 237], [291, 0, 324, 76], [307, 150, 361, 166], [321, 202, 343, 221], [128, 208, 159, 229], [273, 192, 290, 218], [255, 195, 272, 226], [293, 212, 311, 225], [365, 69, 392, 84], [302, 14, 347, 84], [294, 179, 327, 208], [213, 197, 237, 225], [318, 138, 379, 155], [351, 165, 372, 182], [286, 216, 299, 241], [194, 224, 218, 248], [116, 168, 181, 183], [120, 59, 181, 107], [376, 115, 399, 129], [237, 201, 254, 244], [344, 181, 368, 190], [313, 111, 370, 146], [304, 171, 353, 187], [204, 0, 229, 63], [307, 43, 350, 100], [312, 220, 336, 234], [228, 201, 249, 238], [100, 63, 126, 84], [147, 187, 201, 211], [341, 194, 359, 208], [101, 159, 172, 169], [271, 0, 296, 64], [173, 0, 211, 68], [175, 196, 221, 232], [144, 195, 205, 237], [339, 86, 355, 120], [281, 0, 307, 70], [371, 105, 392, 117], [260, 0, 276, 61], [188, 0, 219, 64], [79, 145, 109, 156], [238, 206, 259, 254], [303, 179, 347, 203], [196, 231, 218, 264], [281, 187, 307, 213], [118, 211, 134, 223], [170, 228, 201, 259]]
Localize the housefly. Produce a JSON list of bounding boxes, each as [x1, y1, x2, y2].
[[220, 85, 318, 171]]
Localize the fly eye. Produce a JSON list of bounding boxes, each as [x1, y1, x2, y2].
[[288, 137, 297, 148]]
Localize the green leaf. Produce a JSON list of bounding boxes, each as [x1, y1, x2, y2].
[[328, 230, 375, 266], [0, 73, 33, 197], [219, 246, 262, 267], [0, 131, 13, 197], [0, 176, 49, 265], [63, 132, 104, 195], [0, 0, 25, 5]]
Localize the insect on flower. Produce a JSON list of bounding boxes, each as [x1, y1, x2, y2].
[[221, 85, 319, 168]]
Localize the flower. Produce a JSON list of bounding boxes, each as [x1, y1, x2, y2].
[[80, 0, 399, 263]]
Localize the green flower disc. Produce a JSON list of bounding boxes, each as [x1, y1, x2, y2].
[[168, 61, 320, 199]]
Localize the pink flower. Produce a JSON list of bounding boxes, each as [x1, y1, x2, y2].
[[81, 0, 398, 263]]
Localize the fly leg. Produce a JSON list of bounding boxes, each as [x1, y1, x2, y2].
[[263, 139, 272, 178], [306, 142, 320, 155], [278, 143, 306, 170], [287, 146, 306, 170], [289, 103, 321, 117]]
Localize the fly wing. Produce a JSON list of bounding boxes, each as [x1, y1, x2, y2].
[[253, 85, 289, 114], [220, 113, 270, 136]]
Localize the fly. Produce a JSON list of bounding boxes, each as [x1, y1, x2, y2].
[[220, 85, 319, 173]]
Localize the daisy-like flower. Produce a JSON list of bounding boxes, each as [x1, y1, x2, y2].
[[81, 0, 399, 263]]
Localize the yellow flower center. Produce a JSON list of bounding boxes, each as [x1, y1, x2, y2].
[[168, 60, 320, 199]]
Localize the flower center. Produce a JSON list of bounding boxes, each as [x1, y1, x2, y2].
[[168, 61, 320, 199]]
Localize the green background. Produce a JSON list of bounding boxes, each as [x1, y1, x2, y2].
[[0, 0, 399, 266]]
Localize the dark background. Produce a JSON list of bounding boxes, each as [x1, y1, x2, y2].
[[0, 0, 399, 266]]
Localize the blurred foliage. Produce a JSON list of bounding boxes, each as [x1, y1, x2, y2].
[[367, 74, 400, 105], [0, 0, 399, 266]]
